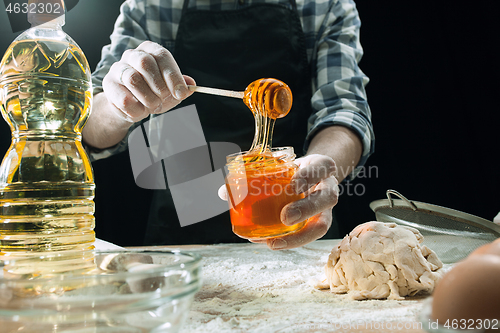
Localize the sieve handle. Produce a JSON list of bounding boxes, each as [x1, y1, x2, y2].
[[386, 190, 418, 211]]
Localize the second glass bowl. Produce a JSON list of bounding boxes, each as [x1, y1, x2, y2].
[[0, 249, 202, 333]]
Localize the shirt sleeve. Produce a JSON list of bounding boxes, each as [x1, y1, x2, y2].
[[305, 0, 375, 180], [86, 0, 149, 161]]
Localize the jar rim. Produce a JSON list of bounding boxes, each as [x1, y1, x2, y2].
[[226, 146, 295, 166]]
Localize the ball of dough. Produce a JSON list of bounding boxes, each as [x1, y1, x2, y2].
[[324, 222, 443, 300]]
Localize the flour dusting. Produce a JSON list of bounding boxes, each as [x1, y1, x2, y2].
[[178, 240, 435, 332]]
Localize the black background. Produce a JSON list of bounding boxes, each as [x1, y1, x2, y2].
[[0, 1, 498, 245]]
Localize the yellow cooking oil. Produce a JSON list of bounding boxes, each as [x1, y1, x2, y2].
[[0, 12, 96, 277]]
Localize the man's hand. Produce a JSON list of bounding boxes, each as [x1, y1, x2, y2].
[[219, 154, 339, 250], [102, 41, 195, 123], [254, 154, 339, 250]]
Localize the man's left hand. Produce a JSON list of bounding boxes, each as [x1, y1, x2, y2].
[[251, 154, 339, 250], [219, 154, 339, 250]]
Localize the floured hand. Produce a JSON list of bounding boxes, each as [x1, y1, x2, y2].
[[102, 41, 195, 123]]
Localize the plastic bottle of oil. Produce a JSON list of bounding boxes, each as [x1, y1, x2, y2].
[[0, 0, 95, 274]]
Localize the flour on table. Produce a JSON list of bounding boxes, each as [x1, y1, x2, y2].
[[317, 221, 443, 300], [178, 240, 436, 333]]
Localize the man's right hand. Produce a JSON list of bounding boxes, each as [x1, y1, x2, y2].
[[102, 41, 195, 123]]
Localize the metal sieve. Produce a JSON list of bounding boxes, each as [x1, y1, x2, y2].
[[370, 190, 500, 263]]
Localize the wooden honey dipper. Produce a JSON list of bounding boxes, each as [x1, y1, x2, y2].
[[188, 78, 292, 119]]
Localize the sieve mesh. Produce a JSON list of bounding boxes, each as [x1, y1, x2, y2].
[[376, 207, 497, 239], [371, 190, 500, 263]]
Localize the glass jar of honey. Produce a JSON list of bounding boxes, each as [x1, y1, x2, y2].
[[224, 147, 307, 239]]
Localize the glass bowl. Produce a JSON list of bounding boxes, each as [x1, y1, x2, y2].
[[0, 249, 202, 333]]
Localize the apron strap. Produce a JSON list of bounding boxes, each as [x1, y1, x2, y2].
[[181, 0, 190, 15], [182, 0, 298, 15]]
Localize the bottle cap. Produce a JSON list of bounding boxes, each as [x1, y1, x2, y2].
[[27, 0, 66, 27]]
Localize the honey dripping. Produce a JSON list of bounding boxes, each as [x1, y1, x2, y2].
[[242, 78, 292, 163], [223, 79, 306, 239], [189, 78, 293, 163]]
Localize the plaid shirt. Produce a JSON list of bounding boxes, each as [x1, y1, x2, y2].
[[90, 0, 375, 179]]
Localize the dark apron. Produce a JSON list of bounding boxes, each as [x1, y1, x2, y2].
[[143, 0, 332, 245]]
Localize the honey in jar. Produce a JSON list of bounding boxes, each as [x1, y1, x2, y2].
[[225, 147, 306, 239], [224, 78, 306, 239]]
